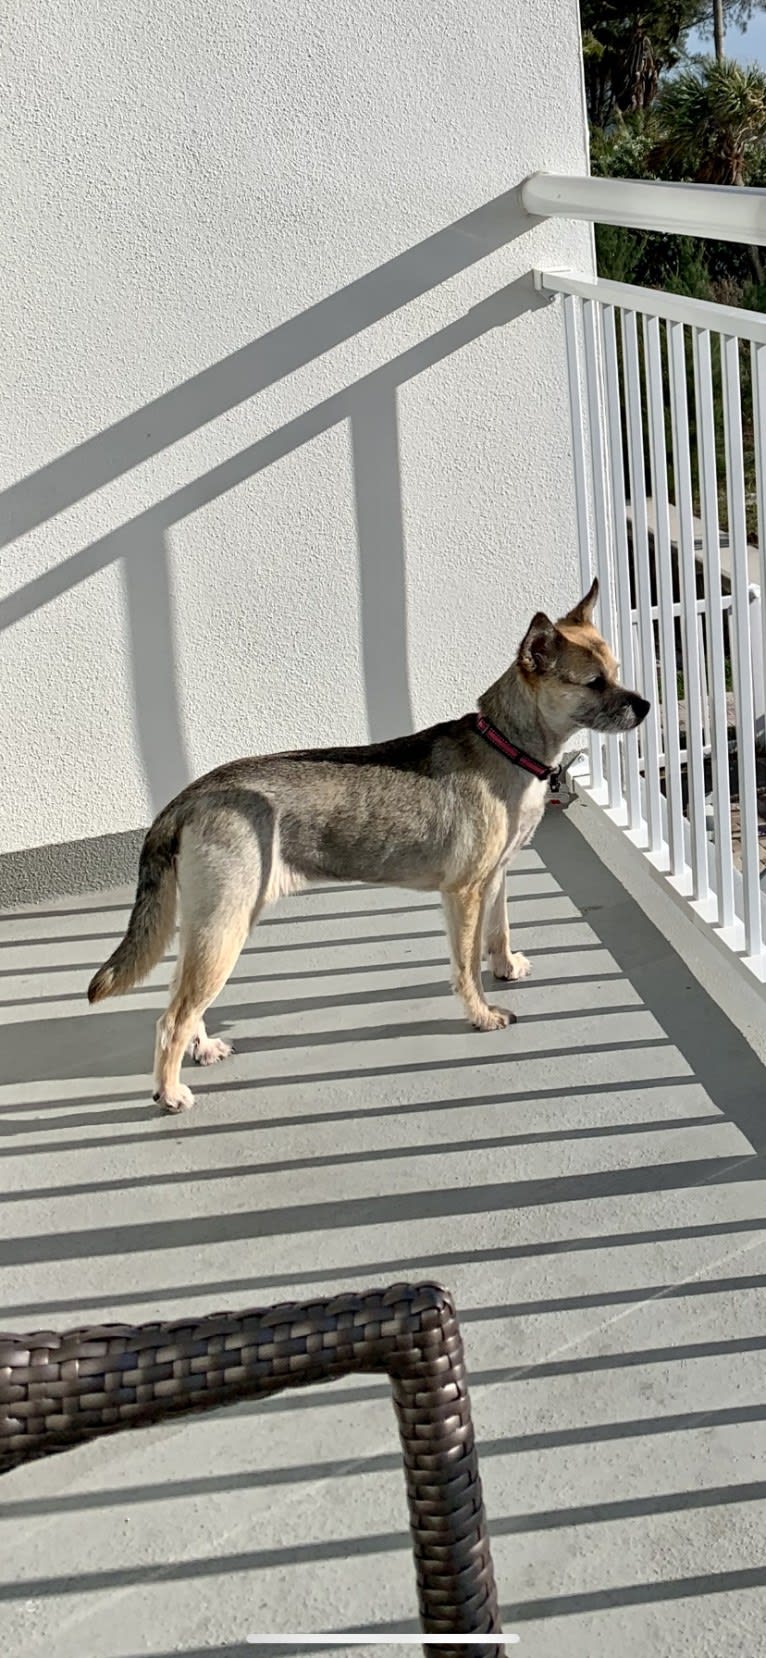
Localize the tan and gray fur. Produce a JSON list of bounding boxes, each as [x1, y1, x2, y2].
[[88, 581, 649, 1112]]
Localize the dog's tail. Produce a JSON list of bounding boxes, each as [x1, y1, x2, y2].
[[87, 816, 179, 1004]]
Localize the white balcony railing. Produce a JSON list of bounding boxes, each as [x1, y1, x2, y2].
[[523, 171, 766, 247], [527, 175, 766, 986]]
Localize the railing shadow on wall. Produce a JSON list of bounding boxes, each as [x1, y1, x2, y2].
[[0, 186, 545, 810]]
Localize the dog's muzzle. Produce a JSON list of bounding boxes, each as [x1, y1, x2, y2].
[[590, 691, 651, 733]]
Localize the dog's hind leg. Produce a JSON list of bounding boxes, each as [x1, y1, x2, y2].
[[151, 826, 263, 1111], [156, 963, 229, 1069], [484, 865, 531, 982], [442, 883, 515, 1032], [187, 1018, 233, 1067], [151, 802, 279, 1111], [152, 900, 251, 1113]]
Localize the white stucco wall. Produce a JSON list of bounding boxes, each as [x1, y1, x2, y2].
[[1, 0, 593, 856]]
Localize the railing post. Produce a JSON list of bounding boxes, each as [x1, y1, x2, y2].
[[582, 298, 622, 812], [749, 585, 766, 749], [562, 292, 602, 796], [693, 327, 735, 931], [722, 334, 763, 958]]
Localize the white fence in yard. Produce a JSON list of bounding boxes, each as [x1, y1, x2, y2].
[[527, 174, 766, 982]]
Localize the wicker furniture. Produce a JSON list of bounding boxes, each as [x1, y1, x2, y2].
[[0, 1280, 503, 1656]]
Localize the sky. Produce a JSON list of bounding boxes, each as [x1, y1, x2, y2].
[[687, 10, 766, 64]]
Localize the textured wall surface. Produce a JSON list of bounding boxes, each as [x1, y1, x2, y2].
[[1, 0, 592, 856]]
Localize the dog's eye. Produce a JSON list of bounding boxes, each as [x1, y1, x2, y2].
[[587, 674, 606, 691]]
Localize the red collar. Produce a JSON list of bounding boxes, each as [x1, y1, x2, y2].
[[474, 713, 553, 780]]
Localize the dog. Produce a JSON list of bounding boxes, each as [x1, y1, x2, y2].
[[88, 579, 649, 1111]]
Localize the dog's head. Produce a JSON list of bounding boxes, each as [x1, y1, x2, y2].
[[517, 579, 650, 736]]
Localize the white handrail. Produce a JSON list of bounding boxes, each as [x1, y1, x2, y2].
[[535, 267, 766, 346], [522, 172, 766, 247]]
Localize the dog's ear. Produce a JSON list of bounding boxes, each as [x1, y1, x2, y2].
[[564, 577, 599, 627], [518, 612, 559, 674]]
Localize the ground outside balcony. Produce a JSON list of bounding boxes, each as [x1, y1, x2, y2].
[[1, 808, 765, 1657]]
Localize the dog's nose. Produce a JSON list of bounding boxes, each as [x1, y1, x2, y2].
[[630, 693, 650, 724]]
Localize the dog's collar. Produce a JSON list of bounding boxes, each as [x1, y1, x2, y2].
[[474, 713, 556, 782]]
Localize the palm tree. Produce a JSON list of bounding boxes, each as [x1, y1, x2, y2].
[[652, 57, 766, 275], [580, 3, 706, 125]]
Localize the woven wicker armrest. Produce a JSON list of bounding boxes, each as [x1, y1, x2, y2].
[[0, 1280, 503, 1657]]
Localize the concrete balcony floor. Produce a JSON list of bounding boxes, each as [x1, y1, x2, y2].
[[1, 809, 765, 1657]]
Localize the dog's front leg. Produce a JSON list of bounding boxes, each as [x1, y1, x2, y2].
[[442, 884, 514, 1031], [484, 866, 532, 982]]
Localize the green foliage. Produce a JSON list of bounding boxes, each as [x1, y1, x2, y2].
[[594, 223, 714, 296], [589, 116, 658, 179], [580, 2, 766, 124], [583, 6, 766, 302], [743, 275, 766, 306], [653, 57, 766, 184]]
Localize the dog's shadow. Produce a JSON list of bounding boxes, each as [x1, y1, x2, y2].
[[223, 1015, 493, 1062], [1, 996, 508, 1088]]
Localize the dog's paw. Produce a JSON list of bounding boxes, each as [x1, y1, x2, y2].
[[472, 1003, 515, 1032], [490, 950, 531, 982], [152, 1083, 195, 1114], [190, 1036, 233, 1067]]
